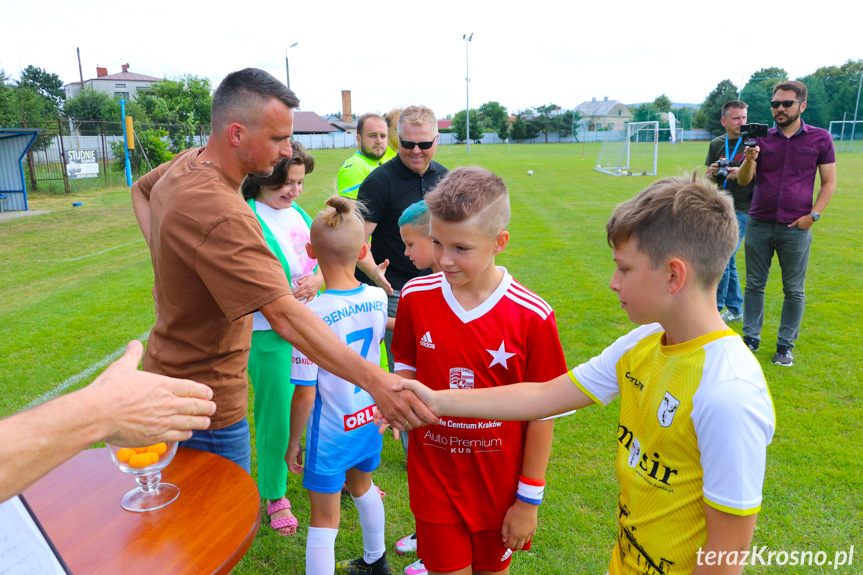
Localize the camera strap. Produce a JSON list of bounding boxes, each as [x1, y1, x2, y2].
[[723, 135, 743, 189]]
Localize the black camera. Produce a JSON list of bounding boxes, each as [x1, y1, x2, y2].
[[715, 158, 735, 182], [740, 123, 769, 147]]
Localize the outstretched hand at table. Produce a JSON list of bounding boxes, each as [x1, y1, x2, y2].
[[0, 340, 217, 502], [90, 340, 217, 446]]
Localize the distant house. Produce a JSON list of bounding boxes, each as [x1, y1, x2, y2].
[[575, 97, 633, 131], [64, 64, 160, 101], [319, 114, 356, 133], [438, 119, 452, 131], [293, 111, 342, 134]]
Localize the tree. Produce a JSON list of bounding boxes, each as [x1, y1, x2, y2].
[[64, 87, 114, 122], [796, 74, 831, 128], [557, 110, 580, 137], [694, 79, 740, 135], [0, 70, 12, 126], [533, 103, 562, 142], [451, 109, 481, 143], [100, 97, 149, 124], [109, 128, 174, 176], [632, 103, 657, 123], [510, 115, 539, 141], [0, 66, 64, 128], [496, 120, 510, 141], [477, 101, 509, 136], [808, 59, 863, 125], [138, 75, 212, 125], [137, 75, 212, 151], [18, 65, 64, 111], [740, 67, 788, 124], [653, 94, 672, 113]]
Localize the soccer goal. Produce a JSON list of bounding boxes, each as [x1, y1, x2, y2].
[[594, 121, 659, 176], [828, 120, 863, 153]]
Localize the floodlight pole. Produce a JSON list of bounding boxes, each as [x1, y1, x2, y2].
[[463, 33, 473, 154], [286, 42, 299, 89]]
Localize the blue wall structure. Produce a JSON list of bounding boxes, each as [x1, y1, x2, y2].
[[0, 128, 41, 211]]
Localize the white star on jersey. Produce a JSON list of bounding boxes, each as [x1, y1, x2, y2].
[[487, 341, 516, 369]]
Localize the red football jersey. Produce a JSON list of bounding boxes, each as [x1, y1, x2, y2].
[[393, 270, 567, 530]]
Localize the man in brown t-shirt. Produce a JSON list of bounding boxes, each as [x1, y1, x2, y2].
[[131, 68, 434, 472]]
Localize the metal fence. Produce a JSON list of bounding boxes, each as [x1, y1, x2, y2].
[[9, 119, 716, 193]]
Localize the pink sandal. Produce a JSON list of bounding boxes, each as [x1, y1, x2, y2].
[[267, 498, 298, 536]]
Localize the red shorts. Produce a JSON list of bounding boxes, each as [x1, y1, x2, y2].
[[416, 519, 529, 573]]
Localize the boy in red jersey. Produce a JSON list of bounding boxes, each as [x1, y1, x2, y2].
[[391, 167, 567, 574]]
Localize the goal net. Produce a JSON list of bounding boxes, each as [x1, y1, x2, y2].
[[594, 121, 659, 176], [828, 120, 863, 153]]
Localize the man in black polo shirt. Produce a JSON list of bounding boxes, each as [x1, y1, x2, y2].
[[356, 104, 449, 368]]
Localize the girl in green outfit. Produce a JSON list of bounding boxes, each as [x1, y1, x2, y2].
[[242, 142, 323, 535]]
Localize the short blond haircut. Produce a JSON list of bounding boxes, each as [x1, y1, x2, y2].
[[398, 105, 438, 137], [310, 196, 366, 265], [425, 167, 510, 237], [606, 172, 737, 289], [385, 108, 402, 130]]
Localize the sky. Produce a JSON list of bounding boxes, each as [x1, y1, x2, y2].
[[2, 0, 859, 119]]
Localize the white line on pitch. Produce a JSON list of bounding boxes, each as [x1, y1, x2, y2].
[[1, 239, 146, 264], [22, 331, 152, 411]]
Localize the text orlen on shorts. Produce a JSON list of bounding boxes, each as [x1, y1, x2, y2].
[[697, 545, 854, 569]]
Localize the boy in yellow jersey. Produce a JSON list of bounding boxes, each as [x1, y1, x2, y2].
[[395, 173, 775, 575]]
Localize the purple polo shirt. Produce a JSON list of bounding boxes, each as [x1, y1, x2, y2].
[[749, 121, 835, 222]]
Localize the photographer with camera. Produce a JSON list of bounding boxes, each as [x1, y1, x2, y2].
[[737, 81, 837, 367], [705, 100, 754, 323]]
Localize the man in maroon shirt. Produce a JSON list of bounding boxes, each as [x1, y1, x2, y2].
[[738, 80, 837, 367]]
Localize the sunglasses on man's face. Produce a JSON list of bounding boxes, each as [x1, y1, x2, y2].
[[400, 137, 436, 150], [770, 100, 803, 109]]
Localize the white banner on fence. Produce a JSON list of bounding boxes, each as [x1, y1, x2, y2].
[[65, 149, 99, 179]]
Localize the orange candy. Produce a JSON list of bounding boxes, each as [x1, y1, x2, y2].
[[116, 448, 135, 463], [121, 443, 168, 468], [146, 443, 168, 455], [129, 453, 154, 468]]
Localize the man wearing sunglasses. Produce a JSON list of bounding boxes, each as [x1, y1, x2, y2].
[[737, 81, 836, 367], [356, 105, 449, 368]]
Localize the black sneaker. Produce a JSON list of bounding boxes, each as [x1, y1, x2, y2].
[[773, 345, 794, 367], [335, 552, 391, 575], [743, 336, 760, 352]]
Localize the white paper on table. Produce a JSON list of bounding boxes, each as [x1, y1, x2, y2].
[[0, 495, 69, 575]]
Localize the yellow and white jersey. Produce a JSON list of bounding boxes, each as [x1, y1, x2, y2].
[[570, 324, 775, 575]]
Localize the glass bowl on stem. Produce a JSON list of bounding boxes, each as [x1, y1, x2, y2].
[[107, 441, 179, 512]]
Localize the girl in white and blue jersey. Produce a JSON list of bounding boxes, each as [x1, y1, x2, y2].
[[287, 196, 390, 575]]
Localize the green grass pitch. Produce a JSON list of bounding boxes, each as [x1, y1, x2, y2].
[[1, 142, 860, 574]]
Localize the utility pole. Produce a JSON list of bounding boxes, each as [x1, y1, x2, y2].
[[463, 33, 473, 154]]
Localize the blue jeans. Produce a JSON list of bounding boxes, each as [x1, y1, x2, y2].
[[716, 211, 748, 314], [179, 418, 251, 474], [743, 216, 812, 348]]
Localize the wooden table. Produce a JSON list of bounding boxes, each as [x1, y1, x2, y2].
[[23, 447, 261, 574]]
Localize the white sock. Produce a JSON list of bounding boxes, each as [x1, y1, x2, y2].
[[352, 482, 386, 564], [306, 527, 338, 575]]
